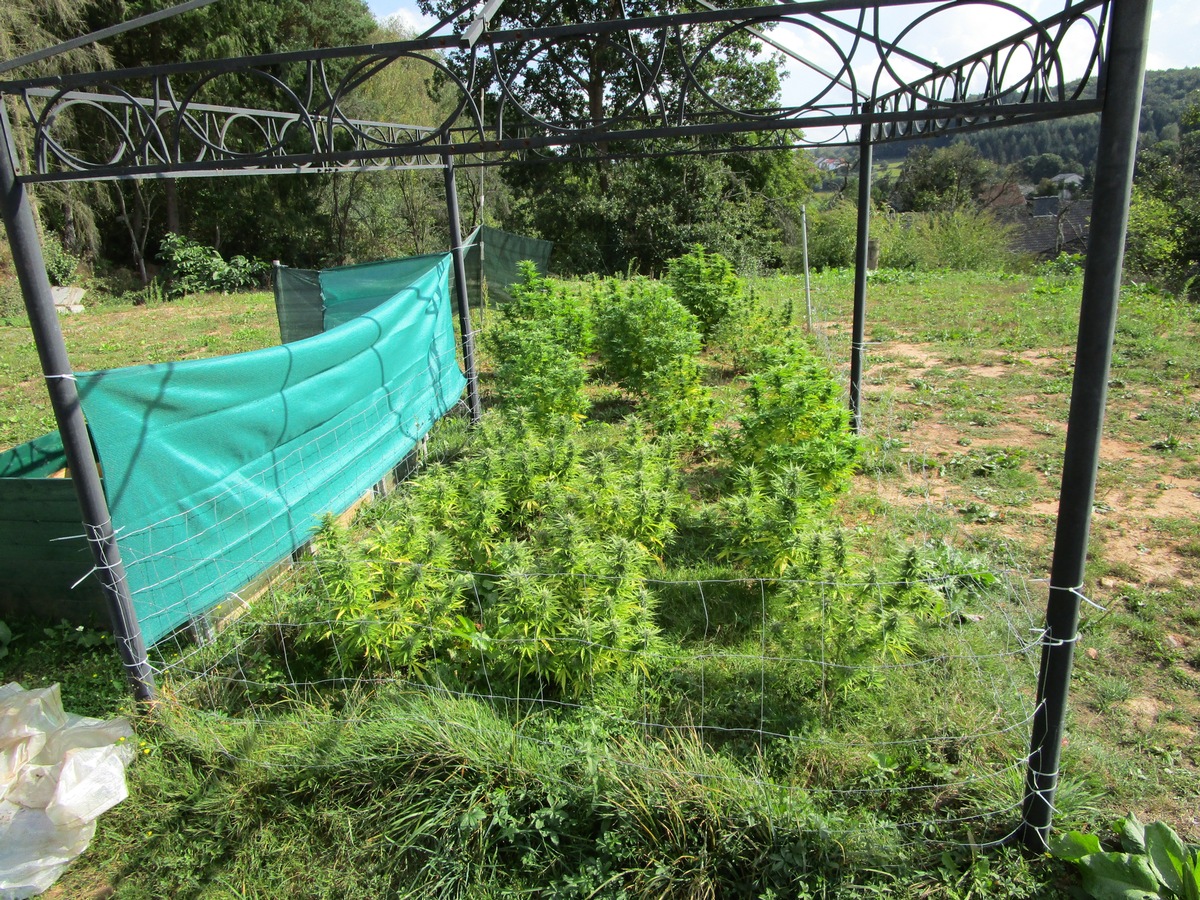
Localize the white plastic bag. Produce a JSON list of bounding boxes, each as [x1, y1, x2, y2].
[[0, 683, 135, 900], [0, 685, 67, 795], [45, 745, 130, 828]]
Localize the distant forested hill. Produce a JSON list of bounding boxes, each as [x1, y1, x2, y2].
[[875, 68, 1200, 166]]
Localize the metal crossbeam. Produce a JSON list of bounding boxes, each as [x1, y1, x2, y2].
[[19, 87, 442, 182], [0, 0, 1112, 183], [0, 0, 219, 76]]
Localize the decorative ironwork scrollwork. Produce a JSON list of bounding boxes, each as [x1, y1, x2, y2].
[[0, 0, 1111, 183]]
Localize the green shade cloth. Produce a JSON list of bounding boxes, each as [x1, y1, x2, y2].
[[464, 225, 554, 307], [0, 431, 68, 478], [321, 253, 450, 331], [273, 265, 323, 344], [272, 228, 554, 345], [0, 432, 108, 623], [76, 254, 465, 645]]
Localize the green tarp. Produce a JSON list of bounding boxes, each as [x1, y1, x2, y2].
[[273, 228, 553, 345], [0, 431, 69, 478], [464, 224, 554, 308], [0, 432, 107, 624], [76, 253, 465, 645], [272, 265, 323, 344], [321, 253, 451, 331]]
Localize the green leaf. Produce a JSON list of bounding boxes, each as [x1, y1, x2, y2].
[[1183, 861, 1199, 900], [1053, 831, 1104, 861], [1121, 814, 1148, 854], [1077, 852, 1160, 900], [1145, 821, 1189, 897]]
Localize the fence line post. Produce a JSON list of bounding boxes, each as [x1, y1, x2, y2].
[[0, 101, 155, 702], [1019, 0, 1153, 851], [801, 204, 812, 332], [849, 124, 873, 434], [442, 150, 483, 424]]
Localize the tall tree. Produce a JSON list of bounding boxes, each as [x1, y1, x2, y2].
[[1126, 90, 1200, 295], [889, 142, 993, 213], [1, 1, 113, 261], [416, 0, 817, 273], [81, 0, 378, 270], [317, 18, 465, 265]]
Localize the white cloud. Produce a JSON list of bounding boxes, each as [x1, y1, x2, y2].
[[369, 2, 439, 37], [1148, 0, 1200, 70]]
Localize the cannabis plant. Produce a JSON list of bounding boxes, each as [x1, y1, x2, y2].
[[726, 341, 860, 497], [667, 244, 744, 342]]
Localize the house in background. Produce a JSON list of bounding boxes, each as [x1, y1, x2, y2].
[[980, 170, 1091, 260], [1010, 197, 1092, 259], [1049, 172, 1085, 196]]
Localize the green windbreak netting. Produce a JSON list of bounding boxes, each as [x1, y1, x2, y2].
[[76, 253, 465, 645], [0, 431, 68, 478], [273, 228, 553, 344], [321, 253, 450, 331], [0, 431, 106, 625], [464, 224, 554, 307], [273, 265, 323, 344]]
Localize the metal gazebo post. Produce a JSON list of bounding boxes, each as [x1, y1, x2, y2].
[[442, 149, 483, 425], [1019, 0, 1153, 851], [0, 101, 155, 702], [849, 122, 873, 433]]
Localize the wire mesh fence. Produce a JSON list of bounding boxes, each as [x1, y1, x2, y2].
[[112, 268, 1070, 878]]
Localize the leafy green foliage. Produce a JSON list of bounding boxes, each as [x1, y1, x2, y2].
[[83, 0, 379, 271], [0, 618, 127, 718], [724, 342, 860, 496], [691, 467, 963, 705], [157, 234, 267, 298], [667, 245, 744, 341], [500, 262, 594, 358], [1126, 185, 1185, 287], [1126, 91, 1200, 297], [485, 262, 594, 423], [488, 328, 592, 423], [10, 250, 1200, 900], [1053, 813, 1200, 899], [422, 0, 818, 275], [41, 235, 79, 287], [888, 142, 994, 213], [804, 200, 860, 270], [307, 413, 683, 697], [308, 511, 472, 669], [713, 295, 785, 377], [594, 277, 715, 439], [704, 463, 825, 575], [779, 542, 950, 705], [595, 278, 698, 394], [876, 207, 1016, 272], [53, 691, 878, 899], [803, 201, 1014, 273]]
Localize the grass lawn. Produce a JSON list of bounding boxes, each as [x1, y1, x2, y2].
[[2, 266, 1198, 898], [0, 290, 281, 451]]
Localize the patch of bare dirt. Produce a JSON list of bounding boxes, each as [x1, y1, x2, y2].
[[856, 337, 1199, 590], [874, 342, 1072, 379], [875, 341, 943, 369], [1126, 696, 1161, 732]]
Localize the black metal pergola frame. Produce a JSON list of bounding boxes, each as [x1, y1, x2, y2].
[[0, 0, 1153, 851]]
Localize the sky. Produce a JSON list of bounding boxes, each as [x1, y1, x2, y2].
[[366, 0, 1198, 77]]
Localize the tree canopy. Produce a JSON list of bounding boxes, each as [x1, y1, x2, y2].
[[417, 0, 820, 274], [1126, 90, 1200, 295], [886, 143, 994, 214]]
